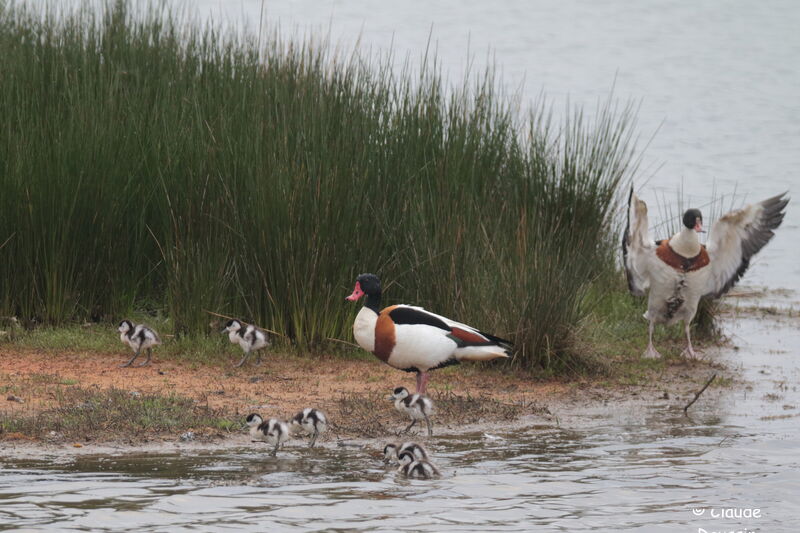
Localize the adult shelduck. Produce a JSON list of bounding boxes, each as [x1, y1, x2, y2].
[[222, 319, 270, 367], [246, 413, 289, 456], [289, 408, 327, 447], [117, 320, 161, 367], [390, 386, 434, 436], [345, 273, 512, 393], [624, 188, 788, 359]]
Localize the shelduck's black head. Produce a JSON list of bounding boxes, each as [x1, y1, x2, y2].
[[346, 273, 381, 300], [118, 319, 133, 333], [682, 208, 703, 232], [245, 413, 262, 427], [346, 273, 382, 312]]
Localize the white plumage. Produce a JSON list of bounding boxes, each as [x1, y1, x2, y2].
[[289, 408, 327, 447], [223, 319, 270, 367], [347, 273, 512, 394], [117, 320, 161, 367], [246, 413, 289, 456], [383, 441, 430, 464], [624, 187, 788, 358], [397, 449, 440, 479], [390, 386, 434, 436]]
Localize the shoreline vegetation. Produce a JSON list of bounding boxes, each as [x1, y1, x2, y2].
[[0, 1, 727, 444], [0, 337, 730, 447]]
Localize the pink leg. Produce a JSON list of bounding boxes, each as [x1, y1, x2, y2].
[[416, 372, 430, 394]]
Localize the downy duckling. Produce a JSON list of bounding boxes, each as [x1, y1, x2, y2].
[[289, 408, 327, 448], [397, 449, 440, 479], [222, 319, 270, 367], [117, 320, 161, 367], [383, 442, 429, 464], [245, 413, 289, 456], [390, 386, 434, 436]]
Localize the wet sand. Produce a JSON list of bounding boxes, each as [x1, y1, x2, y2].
[[0, 341, 729, 458]]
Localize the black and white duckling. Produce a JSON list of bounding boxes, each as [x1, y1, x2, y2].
[[245, 413, 290, 456], [397, 449, 440, 479], [289, 408, 327, 448], [383, 441, 429, 464], [222, 319, 270, 367], [117, 320, 161, 367], [390, 386, 434, 436]]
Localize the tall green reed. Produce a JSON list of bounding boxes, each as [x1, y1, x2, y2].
[[0, 0, 639, 370]]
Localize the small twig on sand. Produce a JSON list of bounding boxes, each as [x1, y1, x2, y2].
[[684, 373, 717, 414], [326, 337, 360, 348]]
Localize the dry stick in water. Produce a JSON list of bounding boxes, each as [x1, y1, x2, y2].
[[683, 373, 717, 414]]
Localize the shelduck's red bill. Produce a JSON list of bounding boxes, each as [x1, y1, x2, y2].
[[695, 221, 705, 233], [346, 281, 365, 301]]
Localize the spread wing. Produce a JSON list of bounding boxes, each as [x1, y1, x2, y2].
[[704, 192, 789, 298], [623, 186, 656, 296]]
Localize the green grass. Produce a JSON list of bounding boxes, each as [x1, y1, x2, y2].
[[5, 321, 254, 366], [0, 386, 238, 441], [555, 271, 726, 379], [0, 0, 647, 372]]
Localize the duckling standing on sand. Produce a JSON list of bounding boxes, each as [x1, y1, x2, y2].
[[397, 448, 440, 479], [383, 442, 429, 464], [390, 386, 434, 436], [246, 413, 289, 456], [222, 319, 270, 367], [117, 320, 161, 367], [289, 408, 327, 447]]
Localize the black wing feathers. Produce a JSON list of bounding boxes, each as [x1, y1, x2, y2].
[[389, 307, 450, 331]]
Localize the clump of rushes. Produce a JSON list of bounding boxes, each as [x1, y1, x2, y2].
[[0, 1, 639, 371]]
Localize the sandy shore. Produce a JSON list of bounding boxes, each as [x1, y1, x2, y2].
[[0, 344, 729, 458]]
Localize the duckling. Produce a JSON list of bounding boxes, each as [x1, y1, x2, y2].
[[117, 320, 161, 367], [397, 449, 440, 479], [222, 319, 270, 367], [383, 441, 429, 464], [390, 386, 434, 436], [289, 408, 327, 448], [245, 413, 289, 456], [245, 413, 266, 441]]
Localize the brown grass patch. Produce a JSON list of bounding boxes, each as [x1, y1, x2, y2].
[[0, 347, 562, 442]]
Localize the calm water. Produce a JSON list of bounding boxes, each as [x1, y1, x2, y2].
[[4, 1, 799, 531]]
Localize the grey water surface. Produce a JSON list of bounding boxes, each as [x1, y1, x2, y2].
[[3, 1, 799, 531]]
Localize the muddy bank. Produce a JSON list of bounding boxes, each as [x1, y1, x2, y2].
[[0, 342, 731, 459]]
